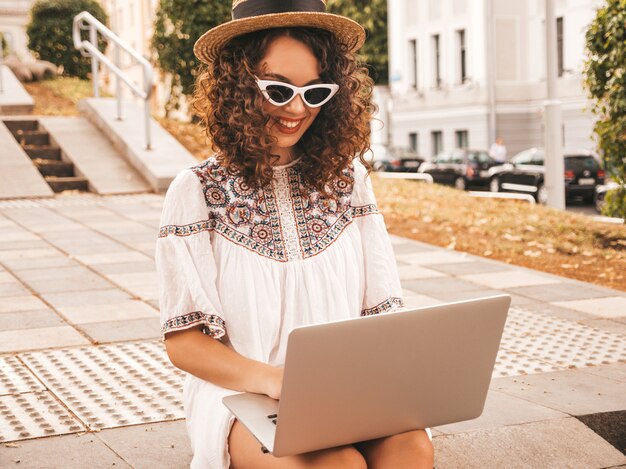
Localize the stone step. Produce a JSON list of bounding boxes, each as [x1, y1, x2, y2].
[[33, 159, 75, 177], [17, 130, 50, 146], [3, 119, 38, 135], [24, 146, 61, 161], [44, 176, 89, 193]]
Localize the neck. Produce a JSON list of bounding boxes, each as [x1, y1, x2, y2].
[[272, 146, 300, 166]]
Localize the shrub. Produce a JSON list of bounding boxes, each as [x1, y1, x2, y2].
[[26, 0, 108, 79]]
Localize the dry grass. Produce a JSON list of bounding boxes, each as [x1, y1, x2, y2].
[[372, 175, 626, 292], [24, 79, 626, 291]]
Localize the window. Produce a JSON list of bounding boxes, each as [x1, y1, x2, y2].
[[455, 130, 468, 149], [409, 132, 418, 152], [431, 34, 441, 88], [557, 17, 564, 77], [431, 131, 443, 157], [456, 29, 467, 84], [409, 39, 418, 89]]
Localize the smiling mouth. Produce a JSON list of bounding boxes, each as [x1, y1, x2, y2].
[[274, 117, 305, 133]]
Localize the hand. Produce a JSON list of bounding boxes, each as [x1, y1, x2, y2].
[[263, 365, 284, 400]]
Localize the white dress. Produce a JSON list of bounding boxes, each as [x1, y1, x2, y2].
[[155, 154, 403, 469]]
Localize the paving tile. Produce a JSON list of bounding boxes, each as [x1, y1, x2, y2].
[[434, 389, 566, 435], [58, 300, 158, 324], [401, 294, 444, 309], [392, 242, 437, 255], [0, 309, 66, 332], [96, 420, 192, 469], [396, 265, 445, 280], [0, 431, 131, 468], [429, 289, 538, 306], [0, 272, 14, 283], [402, 277, 487, 295], [516, 302, 596, 322], [41, 289, 133, 309], [118, 283, 160, 301], [398, 250, 473, 266], [0, 231, 40, 242], [508, 282, 619, 303], [461, 271, 560, 289], [0, 239, 50, 251], [491, 368, 626, 415], [72, 251, 152, 266], [0, 296, 48, 314], [579, 318, 626, 335], [426, 260, 514, 276], [0, 281, 30, 298], [1, 255, 78, 271], [0, 326, 89, 353], [0, 356, 45, 395], [15, 266, 114, 294], [552, 297, 626, 318], [0, 248, 61, 261], [579, 363, 626, 383], [91, 261, 155, 275], [78, 318, 161, 343], [433, 418, 626, 469], [106, 271, 158, 288]]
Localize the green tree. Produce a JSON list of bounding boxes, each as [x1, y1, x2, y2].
[[583, 0, 626, 220], [1, 33, 8, 58], [327, 0, 388, 85], [152, 0, 231, 112], [27, 0, 108, 79]]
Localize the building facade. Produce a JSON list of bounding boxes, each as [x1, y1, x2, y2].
[[387, 0, 603, 159], [0, 0, 33, 59]]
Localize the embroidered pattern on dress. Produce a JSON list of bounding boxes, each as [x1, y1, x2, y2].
[[158, 157, 381, 261], [161, 311, 226, 339], [361, 297, 404, 316]]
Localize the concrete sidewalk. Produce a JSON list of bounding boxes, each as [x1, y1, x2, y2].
[[0, 192, 624, 468]]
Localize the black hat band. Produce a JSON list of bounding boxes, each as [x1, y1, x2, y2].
[[232, 0, 326, 20]]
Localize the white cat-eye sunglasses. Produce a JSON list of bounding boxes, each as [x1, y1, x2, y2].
[[254, 76, 340, 108]]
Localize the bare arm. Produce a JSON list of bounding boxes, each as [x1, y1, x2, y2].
[[164, 326, 283, 399]]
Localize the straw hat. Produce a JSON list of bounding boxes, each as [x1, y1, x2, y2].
[[193, 0, 366, 65]]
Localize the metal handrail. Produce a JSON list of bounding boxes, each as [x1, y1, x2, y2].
[[0, 30, 5, 94], [73, 11, 154, 150]]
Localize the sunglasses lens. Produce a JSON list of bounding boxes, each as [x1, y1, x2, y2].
[[304, 87, 332, 105], [265, 84, 294, 104]]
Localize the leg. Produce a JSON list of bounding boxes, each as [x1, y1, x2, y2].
[[228, 420, 367, 469], [355, 429, 434, 469]]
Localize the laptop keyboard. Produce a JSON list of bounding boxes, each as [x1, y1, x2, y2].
[[267, 414, 277, 425]]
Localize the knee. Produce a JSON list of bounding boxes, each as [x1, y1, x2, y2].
[[304, 446, 367, 469], [389, 430, 434, 464]]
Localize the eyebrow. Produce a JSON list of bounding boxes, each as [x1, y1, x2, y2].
[[260, 72, 323, 86]]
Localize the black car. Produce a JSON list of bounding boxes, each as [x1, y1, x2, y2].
[[366, 144, 425, 172], [418, 149, 501, 190], [488, 148, 605, 204]]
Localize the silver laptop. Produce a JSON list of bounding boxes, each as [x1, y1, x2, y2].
[[223, 294, 511, 457]]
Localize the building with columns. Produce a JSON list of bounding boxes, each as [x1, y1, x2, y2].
[[0, 0, 33, 59], [386, 0, 603, 159]]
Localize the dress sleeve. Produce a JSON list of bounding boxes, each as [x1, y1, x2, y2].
[[155, 168, 226, 341], [351, 160, 404, 315]]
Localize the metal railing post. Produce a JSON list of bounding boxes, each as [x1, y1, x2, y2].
[[114, 43, 122, 120], [73, 11, 154, 150], [0, 32, 4, 94], [89, 24, 99, 98]]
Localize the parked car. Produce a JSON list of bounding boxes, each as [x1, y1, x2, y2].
[[488, 148, 605, 204], [365, 144, 425, 172], [417, 149, 501, 190], [594, 181, 621, 214]]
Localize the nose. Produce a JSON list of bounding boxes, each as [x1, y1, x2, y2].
[[285, 92, 307, 114]]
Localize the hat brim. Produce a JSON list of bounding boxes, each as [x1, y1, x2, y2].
[[193, 11, 366, 65]]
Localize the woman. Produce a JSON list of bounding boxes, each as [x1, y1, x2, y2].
[[156, 1, 434, 467]]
